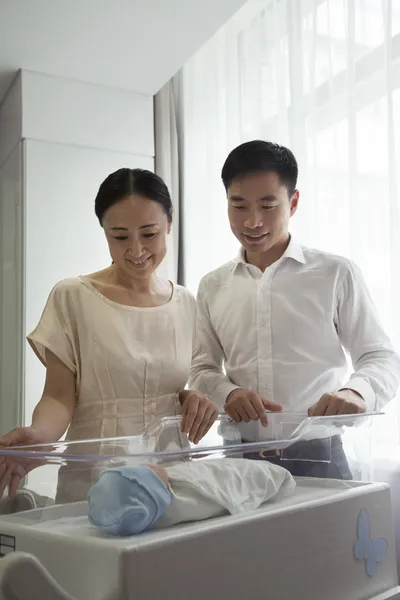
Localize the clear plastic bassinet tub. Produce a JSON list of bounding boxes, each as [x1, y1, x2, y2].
[[0, 411, 398, 600], [0, 410, 382, 505]]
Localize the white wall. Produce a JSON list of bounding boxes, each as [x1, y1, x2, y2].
[[0, 143, 24, 436], [20, 69, 156, 424], [21, 71, 154, 156], [0, 70, 156, 430], [0, 74, 22, 168], [23, 140, 153, 422]]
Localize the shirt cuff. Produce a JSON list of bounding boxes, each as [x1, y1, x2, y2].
[[213, 381, 240, 409], [339, 377, 376, 412]]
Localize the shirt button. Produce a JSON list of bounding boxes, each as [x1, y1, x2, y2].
[[261, 320, 267, 326]]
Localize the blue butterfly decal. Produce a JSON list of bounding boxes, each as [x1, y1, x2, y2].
[[354, 509, 388, 576]]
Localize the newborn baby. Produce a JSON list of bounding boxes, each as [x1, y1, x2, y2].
[[88, 458, 296, 536]]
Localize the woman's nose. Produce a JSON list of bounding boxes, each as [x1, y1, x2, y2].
[[130, 240, 144, 258]]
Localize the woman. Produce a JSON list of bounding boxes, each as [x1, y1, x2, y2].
[[0, 168, 218, 498]]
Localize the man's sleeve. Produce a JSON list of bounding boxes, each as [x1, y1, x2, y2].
[[189, 279, 239, 408], [337, 261, 400, 411]]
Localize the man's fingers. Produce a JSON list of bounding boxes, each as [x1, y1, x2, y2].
[[226, 393, 281, 427], [324, 396, 341, 416], [244, 401, 259, 421], [309, 393, 333, 416], [238, 402, 254, 422], [227, 399, 252, 422], [249, 396, 268, 427], [226, 406, 241, 422], [262, 400, 283, 413]]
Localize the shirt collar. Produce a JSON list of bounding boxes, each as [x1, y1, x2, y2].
[[233, 235, 306, 271]]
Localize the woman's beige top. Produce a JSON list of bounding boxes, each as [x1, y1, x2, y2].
[[28, 276, 196, 441]]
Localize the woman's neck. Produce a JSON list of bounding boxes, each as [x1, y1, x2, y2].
[[111, 266, 159, 295]]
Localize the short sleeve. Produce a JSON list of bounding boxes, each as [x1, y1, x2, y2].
[[27, 281, 78, 374]]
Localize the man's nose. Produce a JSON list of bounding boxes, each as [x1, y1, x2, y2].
[[244, 211, 263, 229]]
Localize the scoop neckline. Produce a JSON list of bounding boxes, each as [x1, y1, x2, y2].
[[78, 275, 176, 311]]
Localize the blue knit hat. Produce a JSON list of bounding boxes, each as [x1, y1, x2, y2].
[[88, 465, 172, 536]]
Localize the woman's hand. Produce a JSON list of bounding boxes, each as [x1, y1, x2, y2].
[[179, 390, 219, 444], [0, 426, 47, 497]]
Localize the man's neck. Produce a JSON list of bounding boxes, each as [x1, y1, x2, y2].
[[245, 234, 291, 272]]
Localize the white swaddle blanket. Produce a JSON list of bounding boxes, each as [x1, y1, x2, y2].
[[155, 458, 296, 529], [88, 458, 296, 535]]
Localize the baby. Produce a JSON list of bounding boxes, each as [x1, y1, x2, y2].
[[88, 458, 296, 536]]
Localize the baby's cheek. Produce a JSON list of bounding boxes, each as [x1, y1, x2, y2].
[[146, 464, 170, 489]]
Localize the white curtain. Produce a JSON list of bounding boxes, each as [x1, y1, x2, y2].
[[179, 0, 400, 462], [154, 77, 183, 283]]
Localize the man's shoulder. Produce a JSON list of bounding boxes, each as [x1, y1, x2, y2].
[[302, 245, 355, 274], [198, 259, 237, 291]]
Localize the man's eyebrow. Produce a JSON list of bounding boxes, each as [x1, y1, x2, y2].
[[230, 195, 278, 202], [259, 195, 278, 201]]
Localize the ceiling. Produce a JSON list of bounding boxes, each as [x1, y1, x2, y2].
[[0, 0, 247, 102]]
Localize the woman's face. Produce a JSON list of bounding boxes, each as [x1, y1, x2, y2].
[[102, 194, 171, 279]]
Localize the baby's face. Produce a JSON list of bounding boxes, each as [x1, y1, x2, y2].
[[146, 464, 170, 489]]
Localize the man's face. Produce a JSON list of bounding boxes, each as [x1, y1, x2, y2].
[[227, 170, 299, 255]]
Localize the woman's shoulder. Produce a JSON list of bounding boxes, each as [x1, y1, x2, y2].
[[47, 276, 86, 304], [51, 276, 83, 293], [174, 284, 195, 305]]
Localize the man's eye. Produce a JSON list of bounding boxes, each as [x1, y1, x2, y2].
[[114, 236, 128, 241], [232, 205, 246, 210], [143, 233, 156, 239]]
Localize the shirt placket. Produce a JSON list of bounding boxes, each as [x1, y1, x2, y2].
[[257, 266, 276, 403]]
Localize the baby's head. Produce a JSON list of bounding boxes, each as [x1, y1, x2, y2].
[[88, 465, 172, 536]]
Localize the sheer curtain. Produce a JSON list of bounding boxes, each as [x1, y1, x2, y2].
[[154, 77, 183, 283], [179, 0, 400, 460]]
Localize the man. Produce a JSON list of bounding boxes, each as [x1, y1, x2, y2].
[[189, 140, 400, 478]]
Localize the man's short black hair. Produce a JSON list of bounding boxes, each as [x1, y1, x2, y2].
[[221, 140, 298, 195]]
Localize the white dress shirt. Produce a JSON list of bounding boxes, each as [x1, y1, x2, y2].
[[189, 237, 400, 417]]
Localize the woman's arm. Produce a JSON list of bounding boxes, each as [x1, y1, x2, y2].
[[0, 349, 77, 496], [0, 349, 76, 447], [30, 349, 77, 443]]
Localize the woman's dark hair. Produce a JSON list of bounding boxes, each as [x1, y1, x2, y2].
[[221, 140, 298, 195], [95, 168, 173, 225]]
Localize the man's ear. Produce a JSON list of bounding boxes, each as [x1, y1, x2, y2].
[[290, 190, 300, 217]]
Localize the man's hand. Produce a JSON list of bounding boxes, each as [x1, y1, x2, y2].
[[179, 390, 218, 444], [225, 388, 283, 427], [308, 389, 367, 417]]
